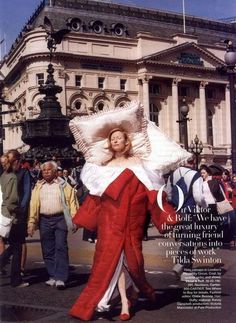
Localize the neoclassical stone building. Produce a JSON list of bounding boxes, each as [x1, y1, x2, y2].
[[0, 0, 236, 165]]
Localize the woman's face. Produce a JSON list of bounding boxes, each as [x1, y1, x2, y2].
[[0, 156, 9, 171], [222, 173, 229, 181], [201, 169, 209, 180], [110, 131, 127, 153]]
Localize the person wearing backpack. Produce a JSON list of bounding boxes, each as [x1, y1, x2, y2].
[[165, 157, 204, 281]]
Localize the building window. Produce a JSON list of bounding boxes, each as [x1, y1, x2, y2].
[[112, 23, 125, 37], [207, 109, 213, 146], [178, 104, 185, 145], [149, 103, 159, 125], [2, 128, 5, 140], [118, 101, 126, 108], [36, 73, 44, 85], [98, 77, 105, 89], [120, 79, 127, 91], [97, 102, 104, 111], [90, 20, 103, 34], [178, 86, 188, 97], [75, 75, 82, 87], [149, 84, 160, 95], [75, 101, 82, 110], [206, 88, 214, 99]]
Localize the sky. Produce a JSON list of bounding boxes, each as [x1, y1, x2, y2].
[[0, 0, 236, 55]]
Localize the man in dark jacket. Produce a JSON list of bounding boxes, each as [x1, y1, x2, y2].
[[166, 157, 204, 281]]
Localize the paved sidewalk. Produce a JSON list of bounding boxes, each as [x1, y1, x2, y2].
[[26, 226, 174, 270], [1, 226, 236, 322]]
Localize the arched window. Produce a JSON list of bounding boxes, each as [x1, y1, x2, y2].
[[75, 101, 82, 110], [149, 103, 159, 125], [97, 102, 104, 111], [118, 102, 125, 108]]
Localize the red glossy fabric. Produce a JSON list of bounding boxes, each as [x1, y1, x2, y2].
[[232, 187, 236, 209], [70, 169, 175, 321], [73, 194, 101, 232]]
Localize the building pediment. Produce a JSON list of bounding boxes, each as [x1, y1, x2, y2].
[[141, 42, 225, 69]]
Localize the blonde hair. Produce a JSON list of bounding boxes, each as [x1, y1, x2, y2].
[[0, 154, 11, 172], [107, 128, 132, 158]]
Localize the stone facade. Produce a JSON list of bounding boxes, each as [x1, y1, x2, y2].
[[1, 0, 236, 165]]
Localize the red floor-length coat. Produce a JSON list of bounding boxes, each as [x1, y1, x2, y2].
[[69, 169, 175, 321]]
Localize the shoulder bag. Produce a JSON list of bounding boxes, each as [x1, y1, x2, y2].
[[0, 214, 13, 238], [0, 187, 13, 237], [216, 186, 233, 215]]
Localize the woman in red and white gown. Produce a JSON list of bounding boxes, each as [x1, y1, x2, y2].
[[69, 128, 177, 321]]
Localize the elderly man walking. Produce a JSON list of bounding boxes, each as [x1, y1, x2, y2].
[[28, 161, 77, 290]]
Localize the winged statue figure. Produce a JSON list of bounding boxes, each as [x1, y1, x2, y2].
[[42, 16, 70, 54]]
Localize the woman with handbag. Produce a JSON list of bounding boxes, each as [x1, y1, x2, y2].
[[0, 155, 29, 287], [200, 165, 235, 247]]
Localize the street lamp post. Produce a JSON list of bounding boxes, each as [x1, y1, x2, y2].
[[177, 99, 190, 150], [189, 135, 203, 170], [224, 40, 236, 174]]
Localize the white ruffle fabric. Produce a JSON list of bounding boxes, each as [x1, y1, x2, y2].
[[96, 252, 123, 312], [80, 158, 165, 197], [143, 121, 192, 174], [69, 101, 191, 169], [69, 102, 150, 165]]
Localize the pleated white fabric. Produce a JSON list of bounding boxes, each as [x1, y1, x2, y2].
[[80, 157, 165, 197]]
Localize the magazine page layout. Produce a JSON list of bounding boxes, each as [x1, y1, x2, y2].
[[1, 0, 236, 322]]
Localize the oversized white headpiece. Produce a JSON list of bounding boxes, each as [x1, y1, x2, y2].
[[69, 101, 191, 173]]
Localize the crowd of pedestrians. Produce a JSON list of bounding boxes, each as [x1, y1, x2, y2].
[[1, 152, 236, 286], [0, 151, 236, 305], [0, 151, 81, 288]]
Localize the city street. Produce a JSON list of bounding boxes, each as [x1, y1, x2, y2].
[[1, 1, 236, 323], [1, 226, 236, 322]]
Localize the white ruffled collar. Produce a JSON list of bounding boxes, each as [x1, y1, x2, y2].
[[81, 160, 165, 196]]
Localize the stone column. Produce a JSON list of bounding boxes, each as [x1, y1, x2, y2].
[[225, 84, 231, 146], [199, 81, 208, 144], [142, 76, 151, 119], [137, 79, 143, 103], [171, 78, 181, 142]]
